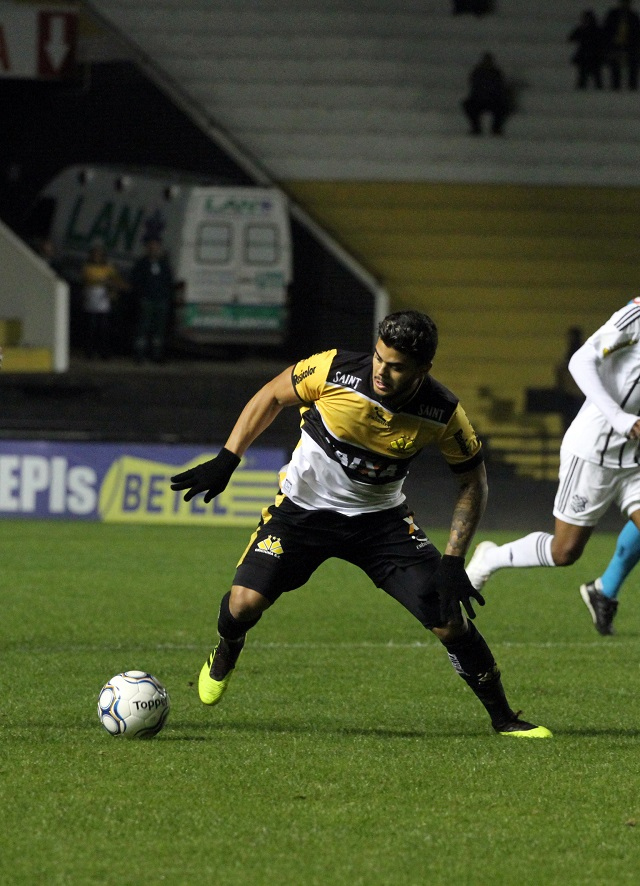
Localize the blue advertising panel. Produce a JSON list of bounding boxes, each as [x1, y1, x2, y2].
[[0, 441, 285, 525]]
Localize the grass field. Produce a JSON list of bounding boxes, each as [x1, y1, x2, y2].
[[2, 520, 640, 885]]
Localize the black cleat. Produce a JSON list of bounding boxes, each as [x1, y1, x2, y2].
[[580, 581, 618, 636]]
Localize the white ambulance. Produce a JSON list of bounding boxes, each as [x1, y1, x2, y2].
[[34, 164, 293, 346]]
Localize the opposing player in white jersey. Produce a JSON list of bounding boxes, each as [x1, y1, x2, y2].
[[467, 299, 640, 635]]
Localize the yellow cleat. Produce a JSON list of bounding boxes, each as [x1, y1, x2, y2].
[[198, 641, 243, 706], [494, 712, 552, 738]]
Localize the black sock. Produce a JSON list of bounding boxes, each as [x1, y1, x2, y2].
[[210, 592, 263, 679], [441, 621, 514, 727], [217, 591, 262, 641]]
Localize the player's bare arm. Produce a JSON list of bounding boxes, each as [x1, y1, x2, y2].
[[224, 366, 300, 457], [171, 366, 300, 503], [445, 462, 488, 559]]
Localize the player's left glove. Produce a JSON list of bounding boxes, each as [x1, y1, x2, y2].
[[170, 447, 241, 503], [433, 554, 486, 623]]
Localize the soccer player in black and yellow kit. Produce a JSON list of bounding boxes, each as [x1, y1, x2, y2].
[[171, 311, 551, 737]]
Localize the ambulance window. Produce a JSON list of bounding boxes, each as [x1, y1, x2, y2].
[[197, 223, 232, 263], [245, 224, 279, 264]]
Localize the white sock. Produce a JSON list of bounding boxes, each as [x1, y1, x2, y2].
[[486, 531, 555, 571]]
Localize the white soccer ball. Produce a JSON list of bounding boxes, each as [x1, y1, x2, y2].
[[97, 671, 170, 738]]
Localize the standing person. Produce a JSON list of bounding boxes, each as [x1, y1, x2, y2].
[[129, 235, 176, 363], [466, 300, 640, 630], [568, 9, 605, 89], [171, 310, 551, 738], [461, 52, 511, 136], [554, 325, 585, 432], [81, 240, 126, 360], [603, 0, 640, 89], [579, 519, 640, 635]]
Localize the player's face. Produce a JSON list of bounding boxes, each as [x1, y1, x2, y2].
[[372, 339, 430, 403]]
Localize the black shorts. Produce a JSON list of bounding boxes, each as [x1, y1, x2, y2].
[[233, 497, 443, 628]]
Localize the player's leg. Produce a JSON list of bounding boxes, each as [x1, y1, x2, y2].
[[466, 519, 593, 590], [198, 585, 270, 705], [579, 487, 640, 634], [432, 619, 551, 737], [198, 498, 327, 706], [466, 453, 611, 590], [600, 518, 640, 599], [355, 506, 551, 737]]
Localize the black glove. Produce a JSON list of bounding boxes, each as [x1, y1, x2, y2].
[[170, 447, 241, 503], [433, 554, 486, 623]]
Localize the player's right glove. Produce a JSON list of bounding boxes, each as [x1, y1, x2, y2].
[[432, 554, 486, 624], [170, 447, 241, 503]]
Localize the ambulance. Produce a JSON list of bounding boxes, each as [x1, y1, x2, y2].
[[32, 164, 293, 346]]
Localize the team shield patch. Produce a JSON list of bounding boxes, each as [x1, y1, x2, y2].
[[257, 535, 284, 557]]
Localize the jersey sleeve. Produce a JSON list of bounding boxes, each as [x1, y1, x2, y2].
[[586, 308, 640, 360], [291, 349, 337, 403], [438, 403, 484, 472]]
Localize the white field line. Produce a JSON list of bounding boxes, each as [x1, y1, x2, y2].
[[12, 638, 622, 654]]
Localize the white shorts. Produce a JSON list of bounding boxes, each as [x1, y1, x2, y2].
[[553, 450, 640, 526]]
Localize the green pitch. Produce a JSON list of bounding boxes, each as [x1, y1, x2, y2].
[[2, 520, 639, 885]]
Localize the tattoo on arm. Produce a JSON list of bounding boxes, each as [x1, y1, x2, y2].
[[445, 473, 487, 558]]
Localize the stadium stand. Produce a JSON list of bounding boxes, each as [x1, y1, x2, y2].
[[3, 0, 639, 485]]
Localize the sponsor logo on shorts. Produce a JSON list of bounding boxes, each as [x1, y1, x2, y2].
[[403, 515, 431, 548], [256, 535, 284, 557], [570, 494, 588, 513]]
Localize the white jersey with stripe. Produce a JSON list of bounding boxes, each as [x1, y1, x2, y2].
[[562, 299, 640, 468], [279, 348, 483, 515]]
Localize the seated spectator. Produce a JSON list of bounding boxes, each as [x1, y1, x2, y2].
[[568, 9, 605, 89], [453, 0, 494, 14], [461, 51, 511, 135]]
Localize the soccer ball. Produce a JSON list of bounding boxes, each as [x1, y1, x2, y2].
[[97, 671, 170, 738]]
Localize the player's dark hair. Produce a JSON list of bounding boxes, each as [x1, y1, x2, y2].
[[378, 310, 438, 365]]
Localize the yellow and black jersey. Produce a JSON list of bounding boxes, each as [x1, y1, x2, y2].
[[280, 349, 483, 515]]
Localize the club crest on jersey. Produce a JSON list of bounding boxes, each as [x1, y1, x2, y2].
[[390, 435, 416, 453], [256, 535, 284, 557]]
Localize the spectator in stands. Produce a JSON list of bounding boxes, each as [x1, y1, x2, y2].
[[81, 240, 127, 360], [129, 235, 176, 364], [603, 0, 640, 89], [568, 9, 605, 89], [461, 52, 511, 135], [452, 0, 494, 15]]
